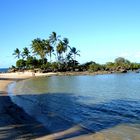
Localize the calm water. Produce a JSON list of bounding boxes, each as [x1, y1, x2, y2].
[[9, 73, 140, 139], [0, 68, 8, 73]]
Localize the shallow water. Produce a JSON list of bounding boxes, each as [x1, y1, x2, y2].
[[9, 73, 140, 138]]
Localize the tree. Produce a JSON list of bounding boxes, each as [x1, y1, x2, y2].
[[56, 41, 65, 62], [22, 47, 30, 59], [105, 62, 115, 71], [49, 32, 60, 44], [88, 63, 102, 72], [13, 48, 21, 59], [63, 38, 70, 61], [16, 59, 26, 69], [114, 57, 131, 70], [69, 47, 80, 66], [45, 39, 54, 62], [26, 56, 38, 69], [31, 38, 47, 64], [63, 38, 69, 52], [49, 32, 60, 61]]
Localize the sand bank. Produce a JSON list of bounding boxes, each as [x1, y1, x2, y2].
[[0, 72, 57, 79]]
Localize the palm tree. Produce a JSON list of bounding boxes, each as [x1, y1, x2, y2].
[[22, 47, 30, 59], [45, 39, 54, 62], [49, 32, 60, 61], [49, 32, 60, 44], [63, 38, 69, 51], [31, 38, 47, 64], [13, 48, 21, 59], [70, 47, 80, 66], [56, 41, 65, 62], [63, 38, 69, 55]]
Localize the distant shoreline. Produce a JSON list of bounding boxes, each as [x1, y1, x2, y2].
[[0, 69, 133, 78]]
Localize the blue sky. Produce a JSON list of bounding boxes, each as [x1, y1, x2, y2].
[[0, 0, 140, 67]]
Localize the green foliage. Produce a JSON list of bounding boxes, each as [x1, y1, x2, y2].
[[88, 63, 102, 72], [16, 59, 26, 69], [31, 38, 47, 61], [22, 47, 30, 59], [105, 62, 115, 71], [26, 56, 38, 69], [13, 32, 140, 73], [130, 63, 140, 70], [51, 62, 59, 71], [13, 48, 21, 59]]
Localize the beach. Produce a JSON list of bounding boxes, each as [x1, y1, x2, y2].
[[0, 72, 107, 140], [0, 73, 52, 139], [1, 72, 140, 140], [0, 72, 90, 139]]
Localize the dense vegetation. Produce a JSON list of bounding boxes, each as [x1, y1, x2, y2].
[[11, 32, 140, 73]]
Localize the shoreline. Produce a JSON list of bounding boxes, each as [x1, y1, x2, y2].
[[0, 72, 94, 139], [0, 72, 108, 139], [0, 78, 51, 139], [0, 71, 139, 139], [0, 77, 103, 140]]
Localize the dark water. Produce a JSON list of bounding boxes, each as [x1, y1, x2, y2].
[[9, 73, 140, 138], [0, 68, 8, 73]]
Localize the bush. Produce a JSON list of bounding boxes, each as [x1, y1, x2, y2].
[[16, 59, 26, 69]]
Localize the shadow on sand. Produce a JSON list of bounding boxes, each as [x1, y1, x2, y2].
[[0, 93, 50, 140], [4, 92, 140, 139]]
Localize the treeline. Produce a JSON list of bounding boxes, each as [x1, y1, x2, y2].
[[87, 57, 140, 73], [12, 32, 80, 72], [11, 32, 140, 73]]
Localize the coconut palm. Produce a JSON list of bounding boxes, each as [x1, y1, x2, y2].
[[70, 47, 80, 66], [31, 38, 47, 64], [45, 39, 54, 62], [49, 32, 60, 61], [13, 48, 21, 59], [63, 38, 69, 52], [49, 32, 60, 44], [63, 38, 70, 59], [22, 47, 30, 59], [56, 41, 66, 62]]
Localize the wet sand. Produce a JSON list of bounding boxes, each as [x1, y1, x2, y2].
[[0, 79, 51, 139]]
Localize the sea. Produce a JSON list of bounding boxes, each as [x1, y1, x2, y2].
[[0, 68, 8, 73], [8, 72, 140, 139]]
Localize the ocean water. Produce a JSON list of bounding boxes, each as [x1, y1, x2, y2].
[[9, 73, 140, 139], [0, 68, 8, 73]]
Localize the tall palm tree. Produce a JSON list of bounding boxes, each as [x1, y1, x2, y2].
[[56, 41, 64, 61], [49, 32, 57, 44], [63, 38, 69, 52], [63, 38, 70, 62], [31, 38, 47, 64], [22, 47, 30, 59], [70, 47, 80, 66], [13, 48, 21, 59], [45, 39, 54, 62], [49, 32, 60, 61]]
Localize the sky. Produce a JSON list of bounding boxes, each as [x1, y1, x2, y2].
[[0, 0, 140, 68]]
